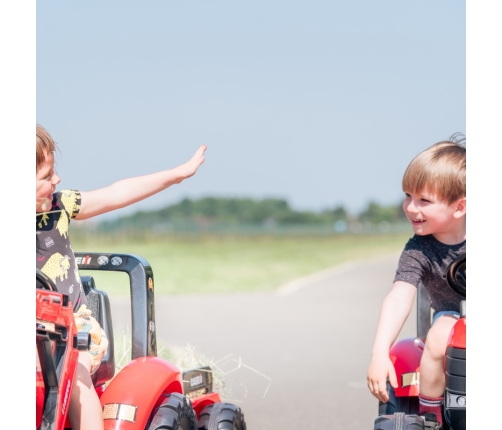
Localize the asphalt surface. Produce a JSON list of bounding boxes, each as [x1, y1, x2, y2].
[[109, 252, 417, 430]]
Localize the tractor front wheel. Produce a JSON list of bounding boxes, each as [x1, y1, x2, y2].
[[147, 393, 198, 430], [378, 381, 419, 416], [198, 402, 246, 430]]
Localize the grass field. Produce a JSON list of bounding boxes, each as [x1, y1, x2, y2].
[[71, 232, 412, 296]]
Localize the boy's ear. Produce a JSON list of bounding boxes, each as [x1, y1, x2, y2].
[[453, 197, 466, 218]]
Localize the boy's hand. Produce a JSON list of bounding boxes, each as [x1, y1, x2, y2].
[[367, 354, 398, 403], [173, 144, 207, 184]]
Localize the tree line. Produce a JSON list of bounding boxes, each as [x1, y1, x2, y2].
[[97, 197, 408, 231]]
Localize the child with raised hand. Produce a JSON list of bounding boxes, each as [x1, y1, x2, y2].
[[36, 124, 206, 430], [367, 135, 466, 428]]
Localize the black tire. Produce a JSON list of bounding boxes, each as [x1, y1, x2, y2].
[[374, 412, 424, 430], [147, 393, 198, 430], [378, 381, 419, 416], [198, 402, 246, 430]]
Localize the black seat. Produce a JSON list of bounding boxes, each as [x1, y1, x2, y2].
[[417, 282, 434, 340], [81, 276, 115, 388]]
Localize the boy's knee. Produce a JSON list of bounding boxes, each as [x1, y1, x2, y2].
[[424, 316, 457, 358]]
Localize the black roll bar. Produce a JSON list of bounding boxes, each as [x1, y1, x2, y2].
[[74, 252, 157, 359]]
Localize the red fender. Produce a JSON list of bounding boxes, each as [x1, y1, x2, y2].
[[447, 317, 466, 350], [100, 357, 183, 430], [389, 337, 424, 397], [191, 392, 221, 418]]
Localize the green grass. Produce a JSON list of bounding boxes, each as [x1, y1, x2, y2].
[[71, 232, 412, 296]]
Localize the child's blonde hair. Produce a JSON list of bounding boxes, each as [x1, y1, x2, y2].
[[402, 134, 466, 205], [36, 125, 57, 171]]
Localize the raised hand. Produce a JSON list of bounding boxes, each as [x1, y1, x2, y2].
[[174, 144, 207, 184]]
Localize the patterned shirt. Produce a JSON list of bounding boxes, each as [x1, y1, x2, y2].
[[36, 190, 87, 311], [394, 234, 466, 313]]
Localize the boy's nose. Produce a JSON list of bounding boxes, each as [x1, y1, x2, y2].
[[53, 174, 61, 185], [405, 199, 418, 213]]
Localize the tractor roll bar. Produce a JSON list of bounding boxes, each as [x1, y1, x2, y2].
[[75, 252, 157, 359]]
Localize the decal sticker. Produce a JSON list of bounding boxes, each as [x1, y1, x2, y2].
[[401, 372, 420, 387], [61, 379, 71, 416], [97, 256, 109, 266], [75, 255, 92, 265], [190, 374, 203, 387], [186, 388, 207, 399], [103, 404, 137, 423], [111, 256, 123, 266], [148, 277, 154, 290]]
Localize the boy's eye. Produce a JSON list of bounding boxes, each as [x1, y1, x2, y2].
[[421, 198, 431, 203]]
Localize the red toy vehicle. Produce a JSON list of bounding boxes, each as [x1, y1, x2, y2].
[[373, 253, 466, 430], [36, 252, 247, 430]]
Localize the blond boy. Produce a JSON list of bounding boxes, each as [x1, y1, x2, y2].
[[367, 138, 466, 428]]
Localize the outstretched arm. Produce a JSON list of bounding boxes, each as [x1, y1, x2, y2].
[[367, 280, 416, 402], [75, 145, 206, 220]]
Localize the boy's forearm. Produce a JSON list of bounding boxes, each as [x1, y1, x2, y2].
[[371, 282, 416, 356]]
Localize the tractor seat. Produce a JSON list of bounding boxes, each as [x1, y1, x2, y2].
[[80, 276, 115, 388]]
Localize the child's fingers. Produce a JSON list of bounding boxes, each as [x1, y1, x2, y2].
[[367, 376, 386, 403], [388, 366, 398, 389]]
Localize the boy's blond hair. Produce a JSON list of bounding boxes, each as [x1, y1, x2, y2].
[[36, 125, 57, 171], [402, 135, 466, 205]]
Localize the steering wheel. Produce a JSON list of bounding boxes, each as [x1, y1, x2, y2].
[[36, 269, 58, 291], [446, 253, 466, 298]]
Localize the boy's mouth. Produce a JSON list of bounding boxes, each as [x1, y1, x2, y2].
[[411, 218, 426, 224]]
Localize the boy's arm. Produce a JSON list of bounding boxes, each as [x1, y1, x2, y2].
[[367, 280, 416, 403], [75, 145, 206, 220]]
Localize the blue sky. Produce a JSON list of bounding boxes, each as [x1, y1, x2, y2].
[[36, 0, 466, 219]]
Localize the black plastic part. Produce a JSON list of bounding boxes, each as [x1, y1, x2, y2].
[[182, 366, 213, 397], [444, 346, 466, 430], [146, 392, 198, 430], [444, 409, 466, 430], [198, 402, 247, 430], [378, 381, 419, 416], [446, 346, 466, 360], [445, 356, 466, 377], [80, 275, 116, 387], [37, 328, 68, 430], [36, 269, 58, 292], [417, 282, 432, 340], [75, 253, 156, 359], [74, 332, 91, 351], [446, 253, 466, 298]]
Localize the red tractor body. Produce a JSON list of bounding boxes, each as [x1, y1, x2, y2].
[[36, 252, 244, 430]]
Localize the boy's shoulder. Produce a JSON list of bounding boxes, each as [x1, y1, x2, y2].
[[53, 190, 82, 217], [402, 234, 466, 260]]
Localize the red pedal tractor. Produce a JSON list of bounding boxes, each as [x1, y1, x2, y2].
[[36, 252, 247, 430], [373, 253, 466, 430]]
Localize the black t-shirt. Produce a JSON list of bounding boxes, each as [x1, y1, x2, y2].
[[36, 190, 87, 311], [394, 234, 466, 313]]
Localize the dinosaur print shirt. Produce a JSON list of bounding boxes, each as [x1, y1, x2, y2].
[[36, 190, 87, 311]]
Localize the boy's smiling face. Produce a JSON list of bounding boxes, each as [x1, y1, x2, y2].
[[402, 189, 466, 243], [36, 151, 61, 212]]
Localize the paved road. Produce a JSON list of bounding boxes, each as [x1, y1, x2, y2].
[[109, 252, 417, 429]]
